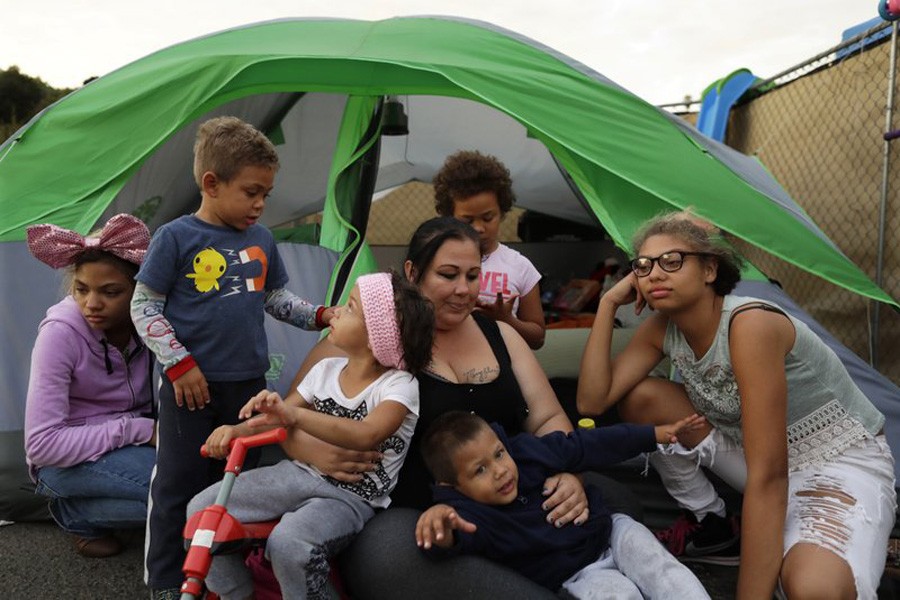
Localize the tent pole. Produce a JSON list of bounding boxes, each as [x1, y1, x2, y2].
[[873, 21, 899, 369]]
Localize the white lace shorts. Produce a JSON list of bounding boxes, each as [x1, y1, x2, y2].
[[661, 430, 896, 598], [783, 434, 896, 599]]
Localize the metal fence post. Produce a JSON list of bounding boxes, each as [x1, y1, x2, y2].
[[874, 21, 899, 369]]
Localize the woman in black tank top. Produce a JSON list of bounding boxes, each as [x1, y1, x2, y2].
[[284, 218, 606, 598], [342, 218, 594, 598], [390, 311, 530, 509]]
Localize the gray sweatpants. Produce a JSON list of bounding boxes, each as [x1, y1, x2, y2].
[[561, 513, 710, 599], [186, 460, 374, 600]]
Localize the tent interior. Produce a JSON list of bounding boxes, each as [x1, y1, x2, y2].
[[103, 92, 613, 256]]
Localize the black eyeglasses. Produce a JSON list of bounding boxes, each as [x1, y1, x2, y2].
[[630, 251, 711, 277]]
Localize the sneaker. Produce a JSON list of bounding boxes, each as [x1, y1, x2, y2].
[[656, 511, 741, 566], [149, 588, 181, 600]]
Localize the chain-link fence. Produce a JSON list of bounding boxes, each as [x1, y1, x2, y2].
[[687, 21, 900, 386]]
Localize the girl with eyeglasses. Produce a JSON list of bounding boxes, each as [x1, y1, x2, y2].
[[576, 212, 895, 600]]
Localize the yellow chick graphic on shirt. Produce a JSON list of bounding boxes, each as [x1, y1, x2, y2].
[[187, 248, 227, 292]]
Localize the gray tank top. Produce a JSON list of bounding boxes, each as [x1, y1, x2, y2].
[[664, 295, 884, 470]]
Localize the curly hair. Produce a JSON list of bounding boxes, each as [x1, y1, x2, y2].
[[631, 212, 744, 296], [433, 150, 515, 216]]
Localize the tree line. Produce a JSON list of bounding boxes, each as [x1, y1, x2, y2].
[[0, 67, 75, 143]]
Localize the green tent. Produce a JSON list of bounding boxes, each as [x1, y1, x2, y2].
[[1, 16, 892, 301], [1, 15, 896, 445]]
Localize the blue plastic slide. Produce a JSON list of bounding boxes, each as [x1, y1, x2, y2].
[[696, 69, 758, 142]]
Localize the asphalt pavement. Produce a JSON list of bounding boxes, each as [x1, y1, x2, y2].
[[0, 518, 743, 600], [3, 517, 897, 599], [0, 519, 147, 599]]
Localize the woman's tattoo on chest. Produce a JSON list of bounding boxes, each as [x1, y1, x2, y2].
[[462, 366, 499, 383]]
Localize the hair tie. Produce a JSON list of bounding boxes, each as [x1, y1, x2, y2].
[[357, 273, 404, 370], [26, 214, 151, 269]]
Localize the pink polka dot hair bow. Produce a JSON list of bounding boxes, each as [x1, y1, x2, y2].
[[26, 213, 151, 269]]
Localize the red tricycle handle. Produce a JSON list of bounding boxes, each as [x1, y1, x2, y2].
[[200, 428, 288, 476], [241, 427, 288, 447], [200, 427, 288, 458]]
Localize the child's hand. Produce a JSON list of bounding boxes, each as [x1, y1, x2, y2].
[[319, 306, 337, 327], [238, 391, 267, 420], [415, 503, 477, 550], [654, 413, 706, 445], [239, 390, 298, 428], [173, 366, 209, 411], [204, 425, 237, 459], [475, 292, 517, 323]]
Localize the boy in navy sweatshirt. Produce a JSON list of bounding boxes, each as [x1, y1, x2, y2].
[[416, 411, 711, 599]]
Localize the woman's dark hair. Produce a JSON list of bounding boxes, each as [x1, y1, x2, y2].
[[433, 150, 515, 216], [421, 411, 492, 485], [64, 249, 141, 293], [388, 270, 435, 376], [405, 217, 481, 284], [631, 212, 743, 296]]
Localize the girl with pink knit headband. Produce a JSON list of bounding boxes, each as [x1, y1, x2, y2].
[[186, 271, 434, 599], [24, 213, 156, 559]]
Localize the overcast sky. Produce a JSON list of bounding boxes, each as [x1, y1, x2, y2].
[[3, 0, 881, 105]]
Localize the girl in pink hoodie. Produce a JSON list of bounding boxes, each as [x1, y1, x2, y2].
[[25, 214, 156, 558]]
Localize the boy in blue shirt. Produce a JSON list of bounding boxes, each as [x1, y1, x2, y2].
[[131, 116, 334, 598], [416, 411, 711, 599]]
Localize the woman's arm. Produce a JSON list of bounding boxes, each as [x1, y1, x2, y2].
[[730, 309, 794, 600], [281, 428, 381, 482], [497, 321, 589, 525], [497, 320, 571, 436], [576, 275, 666, 416]]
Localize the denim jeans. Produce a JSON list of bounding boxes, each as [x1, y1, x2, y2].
[[35, 444, 155, 538]]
